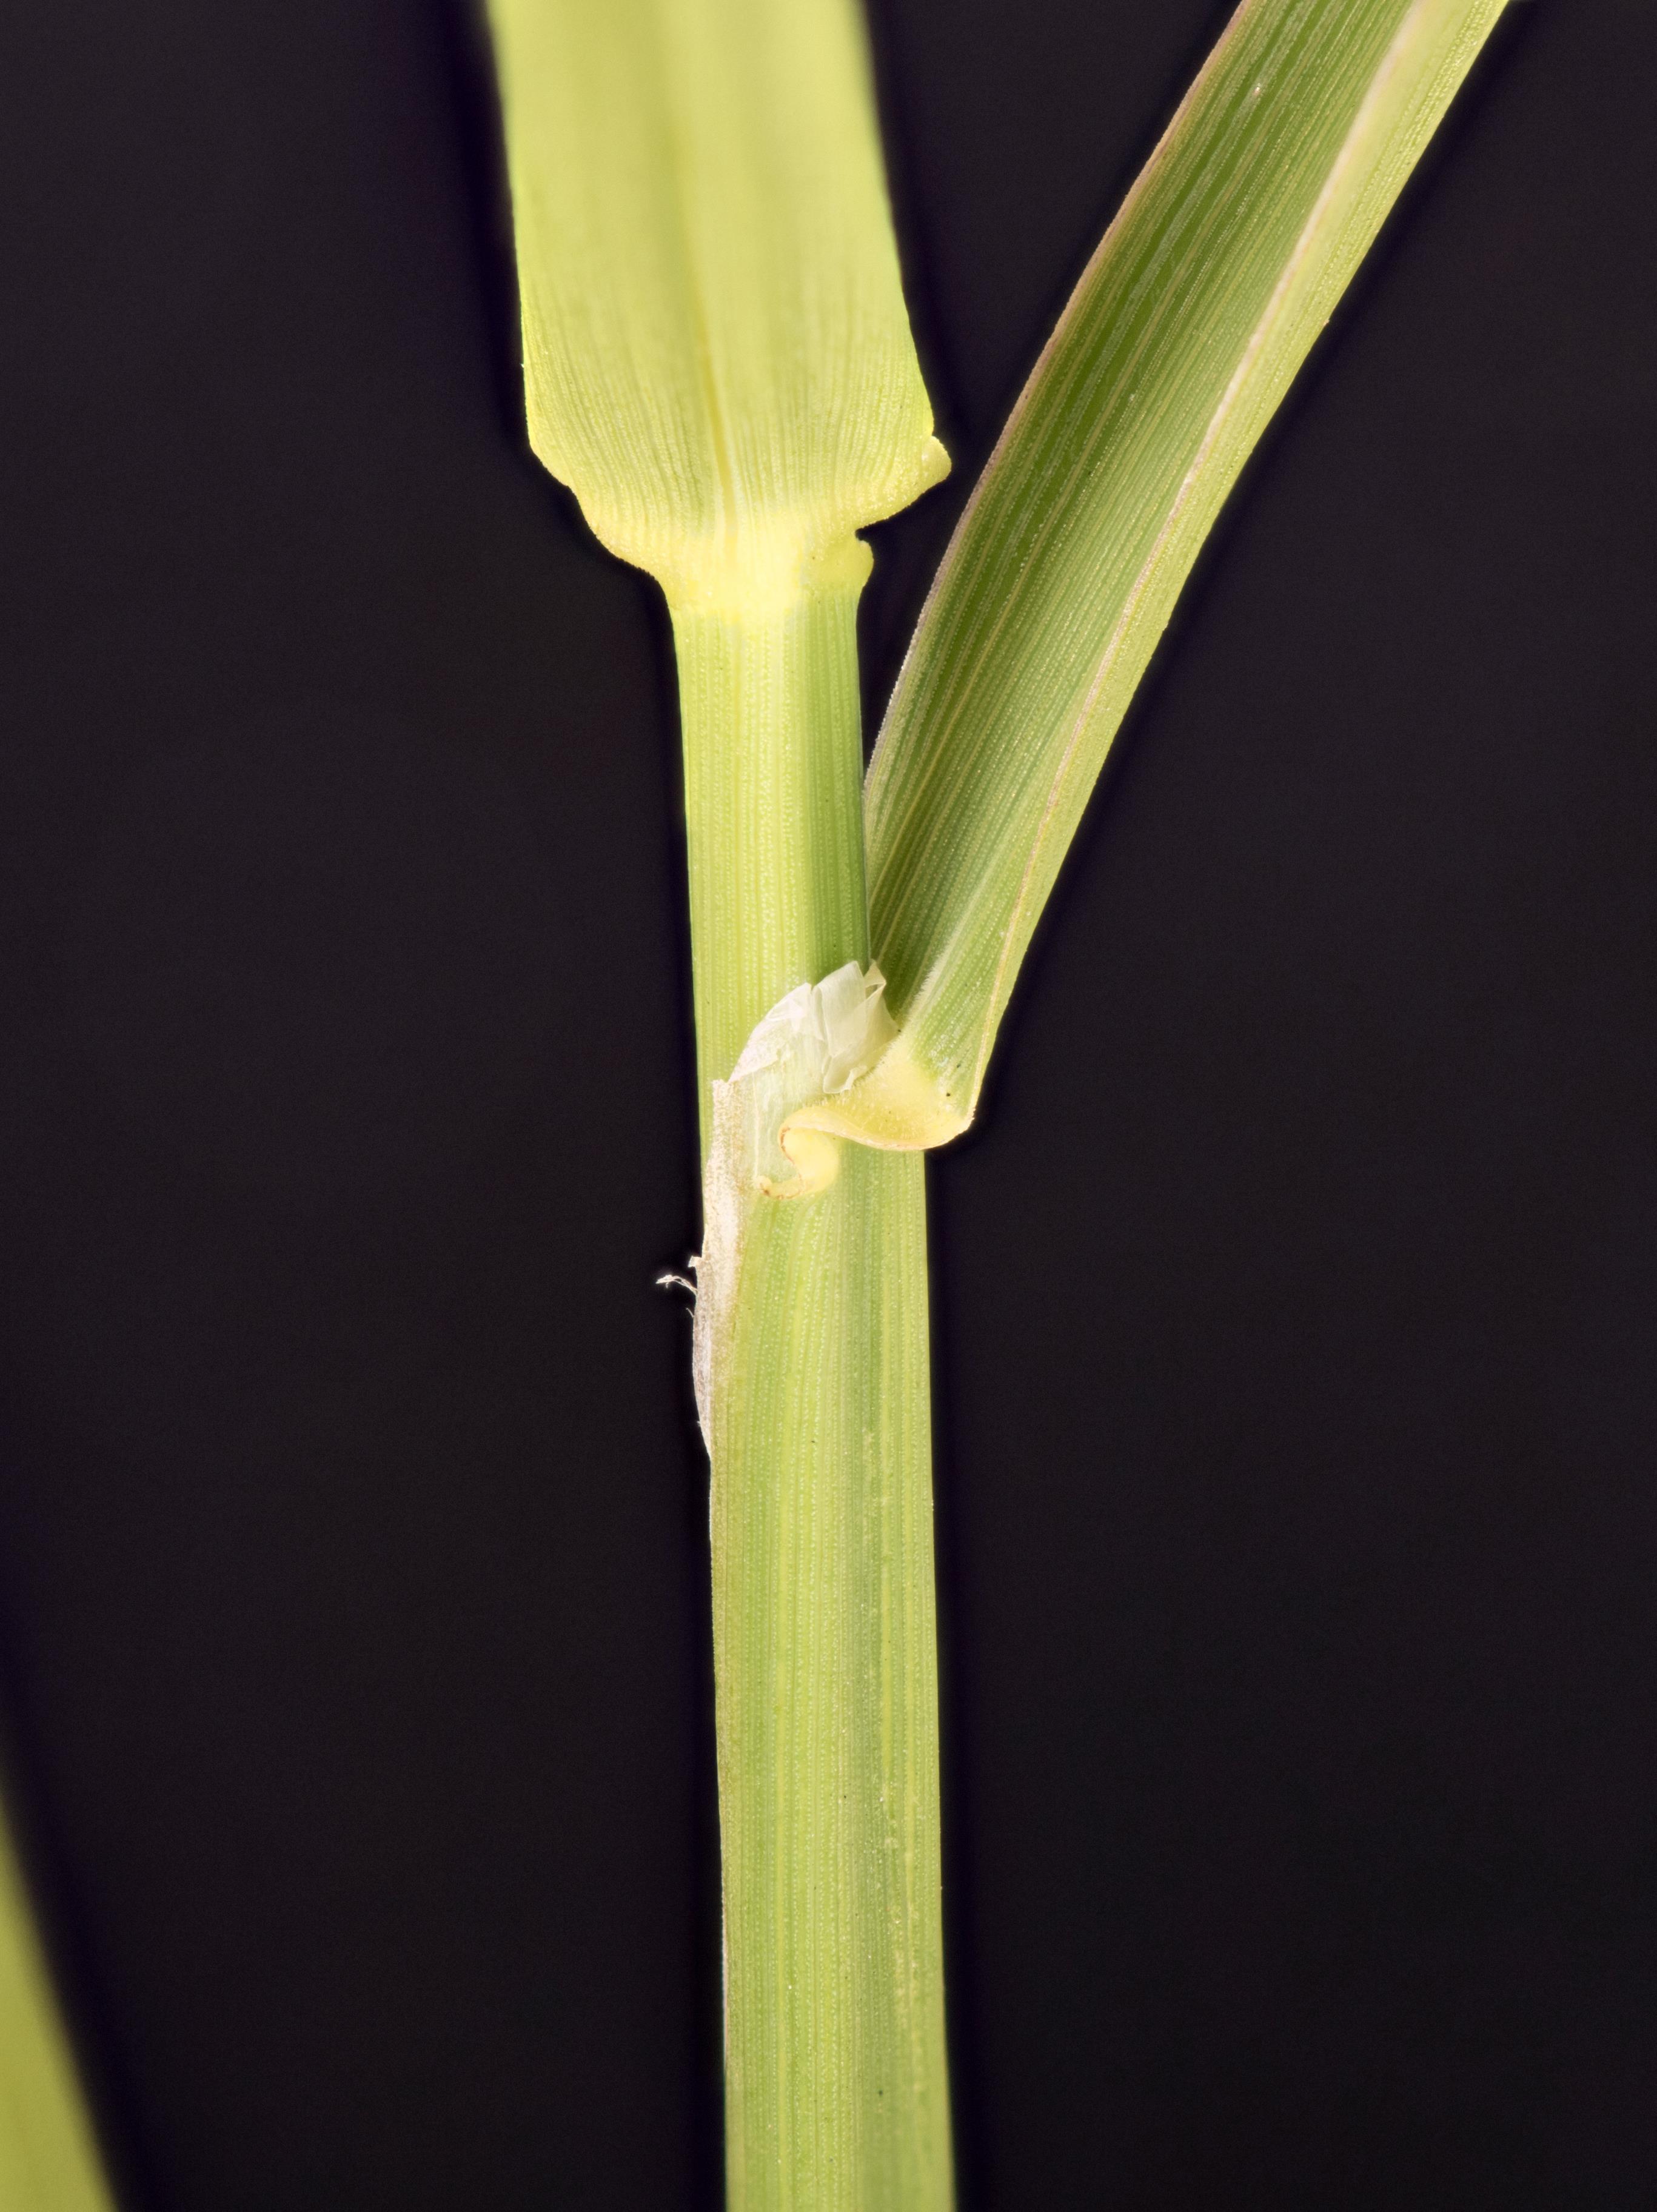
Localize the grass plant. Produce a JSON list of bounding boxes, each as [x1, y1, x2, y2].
[[485, 0, 1510, 2205], [0, 0, 1512, 2200]]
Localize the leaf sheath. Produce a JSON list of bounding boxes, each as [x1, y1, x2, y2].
[[711, 1149, 949, 2212]]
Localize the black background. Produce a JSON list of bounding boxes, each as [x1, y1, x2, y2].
[[1, 0, 1654, 2204]]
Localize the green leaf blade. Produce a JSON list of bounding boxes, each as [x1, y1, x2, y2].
[[0, 1802, 115, 2212], [866, 0, 1508, 1124], [486, 0, 946, 608]]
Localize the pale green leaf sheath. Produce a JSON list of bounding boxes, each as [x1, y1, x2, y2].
[[486, 2, 952, 2206], [802, 0, 1510, 1162]]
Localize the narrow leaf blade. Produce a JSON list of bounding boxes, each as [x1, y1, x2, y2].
[[864, 0, 1508, 1127], [0, 1802, 115, 2212], [486, 0, 946, 606]]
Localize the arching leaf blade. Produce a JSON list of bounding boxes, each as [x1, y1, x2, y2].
[[864, 0, 1508, 1129]]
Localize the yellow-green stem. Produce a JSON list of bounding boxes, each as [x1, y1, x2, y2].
[[673, 583, 952, 2210], [672, 574, 870, 1125], [711, 1150, 949, 2212]]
